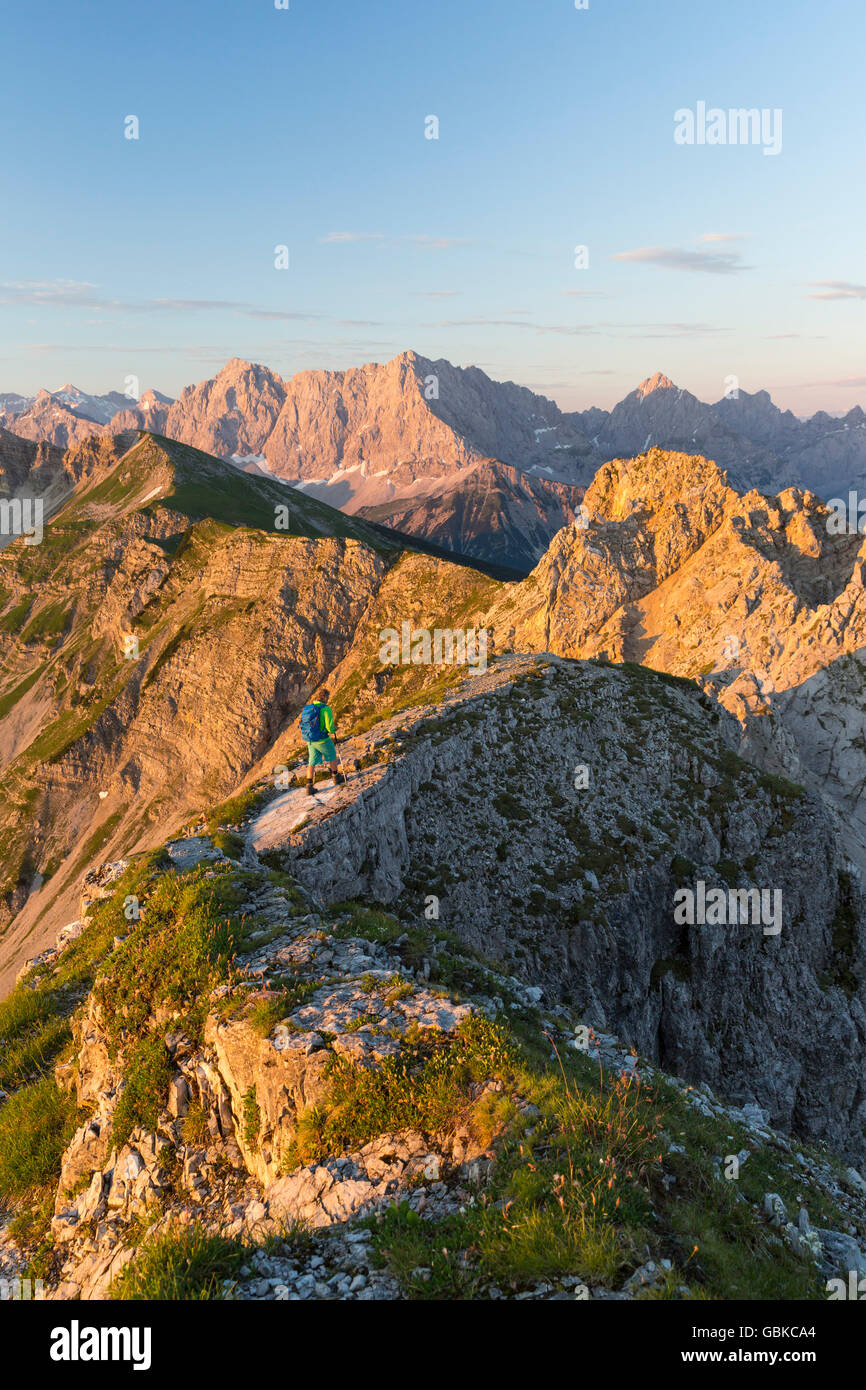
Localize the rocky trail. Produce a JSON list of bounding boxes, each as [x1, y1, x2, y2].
[[249, 784, 342, 845], [3, 828, 866, 1303], [239, 656, 866, 1166], [3, 652, 865, 1302]]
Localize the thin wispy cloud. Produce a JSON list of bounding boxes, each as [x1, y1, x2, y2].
[[1, 282, 286, 317], [243, 309, 322, 321], [612, 245, 750, 274], [321, 232, 385, 244], [3, 280, 326, 326], [147, 298, 250, 313], [1, 282, 272, 315], [431, 315, 724, 339], [0, 280, 111, 309], [280, 337, 402, 352], [16, 336, 404, 362], [15, 342, 193, 355], [805, 374, 866, 388], [806, 281, 866, 300], [405, 235, 472, 250], [433, 317, 598, 335], [321, 233, 472, 252], [620, 321, 729, 336]]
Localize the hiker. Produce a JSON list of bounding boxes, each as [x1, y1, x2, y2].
[[299, 688, 345, 796]]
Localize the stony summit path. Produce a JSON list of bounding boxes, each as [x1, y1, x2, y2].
[[4, 827, 866, 1301]]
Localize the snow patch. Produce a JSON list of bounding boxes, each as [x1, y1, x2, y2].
[[230, 452, 268, 467]]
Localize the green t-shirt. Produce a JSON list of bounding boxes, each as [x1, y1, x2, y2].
[[314, 703, 335, 738]]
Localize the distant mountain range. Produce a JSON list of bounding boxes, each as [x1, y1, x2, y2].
[[579, 371, 866, 499], [0, 385, 171, 446], [3, 352, 866, 569]]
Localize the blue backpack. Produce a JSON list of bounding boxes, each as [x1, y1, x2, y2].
[[300, 703, 324, 741]]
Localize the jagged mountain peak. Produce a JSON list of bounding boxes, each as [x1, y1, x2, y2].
[[138, 387, 174, 407], [215, 356, 280, 380], [586, 445, 730, 508], [636, 371, 678, 398], [390, 347, 425, 367], [69, 429, 405, 554]]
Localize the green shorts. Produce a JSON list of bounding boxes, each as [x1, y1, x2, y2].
[[307, 737, 336, 766]]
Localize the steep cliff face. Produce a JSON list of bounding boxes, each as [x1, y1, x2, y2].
[[593, 375, 743, 470], [3, 781, 865, 1303], [0, 433, 412, 985], [497, 449, 734, 653], [263, 351, 478, 488], [500, 449, 859, 660], [0, 427, 66, 495], [489, 449, 866, 868], [73, 354, 595, 568], [113, 361, 285, 461], [259, 656, 866, 1163], [358, 457, 586, 570], [0, 428, 136, 544], [111, 351, 595, 495]]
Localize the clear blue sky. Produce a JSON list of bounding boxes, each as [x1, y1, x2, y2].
[[1, 0, 863, 413]]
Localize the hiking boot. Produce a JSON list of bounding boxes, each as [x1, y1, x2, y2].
[[306, 781, 316, 796], [334, 771, 346, 785]]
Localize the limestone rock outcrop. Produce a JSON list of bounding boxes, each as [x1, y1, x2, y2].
[[262, 656, 866, 1163]]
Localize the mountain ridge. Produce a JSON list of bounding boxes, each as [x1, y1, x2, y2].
[[5, 437, 866, 996], [6, 353, 866, 570], [2, 435, 866, 1307], [1, 656, 865, 1305]]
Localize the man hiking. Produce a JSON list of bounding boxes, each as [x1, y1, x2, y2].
[[299, 687, 345, 795]]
